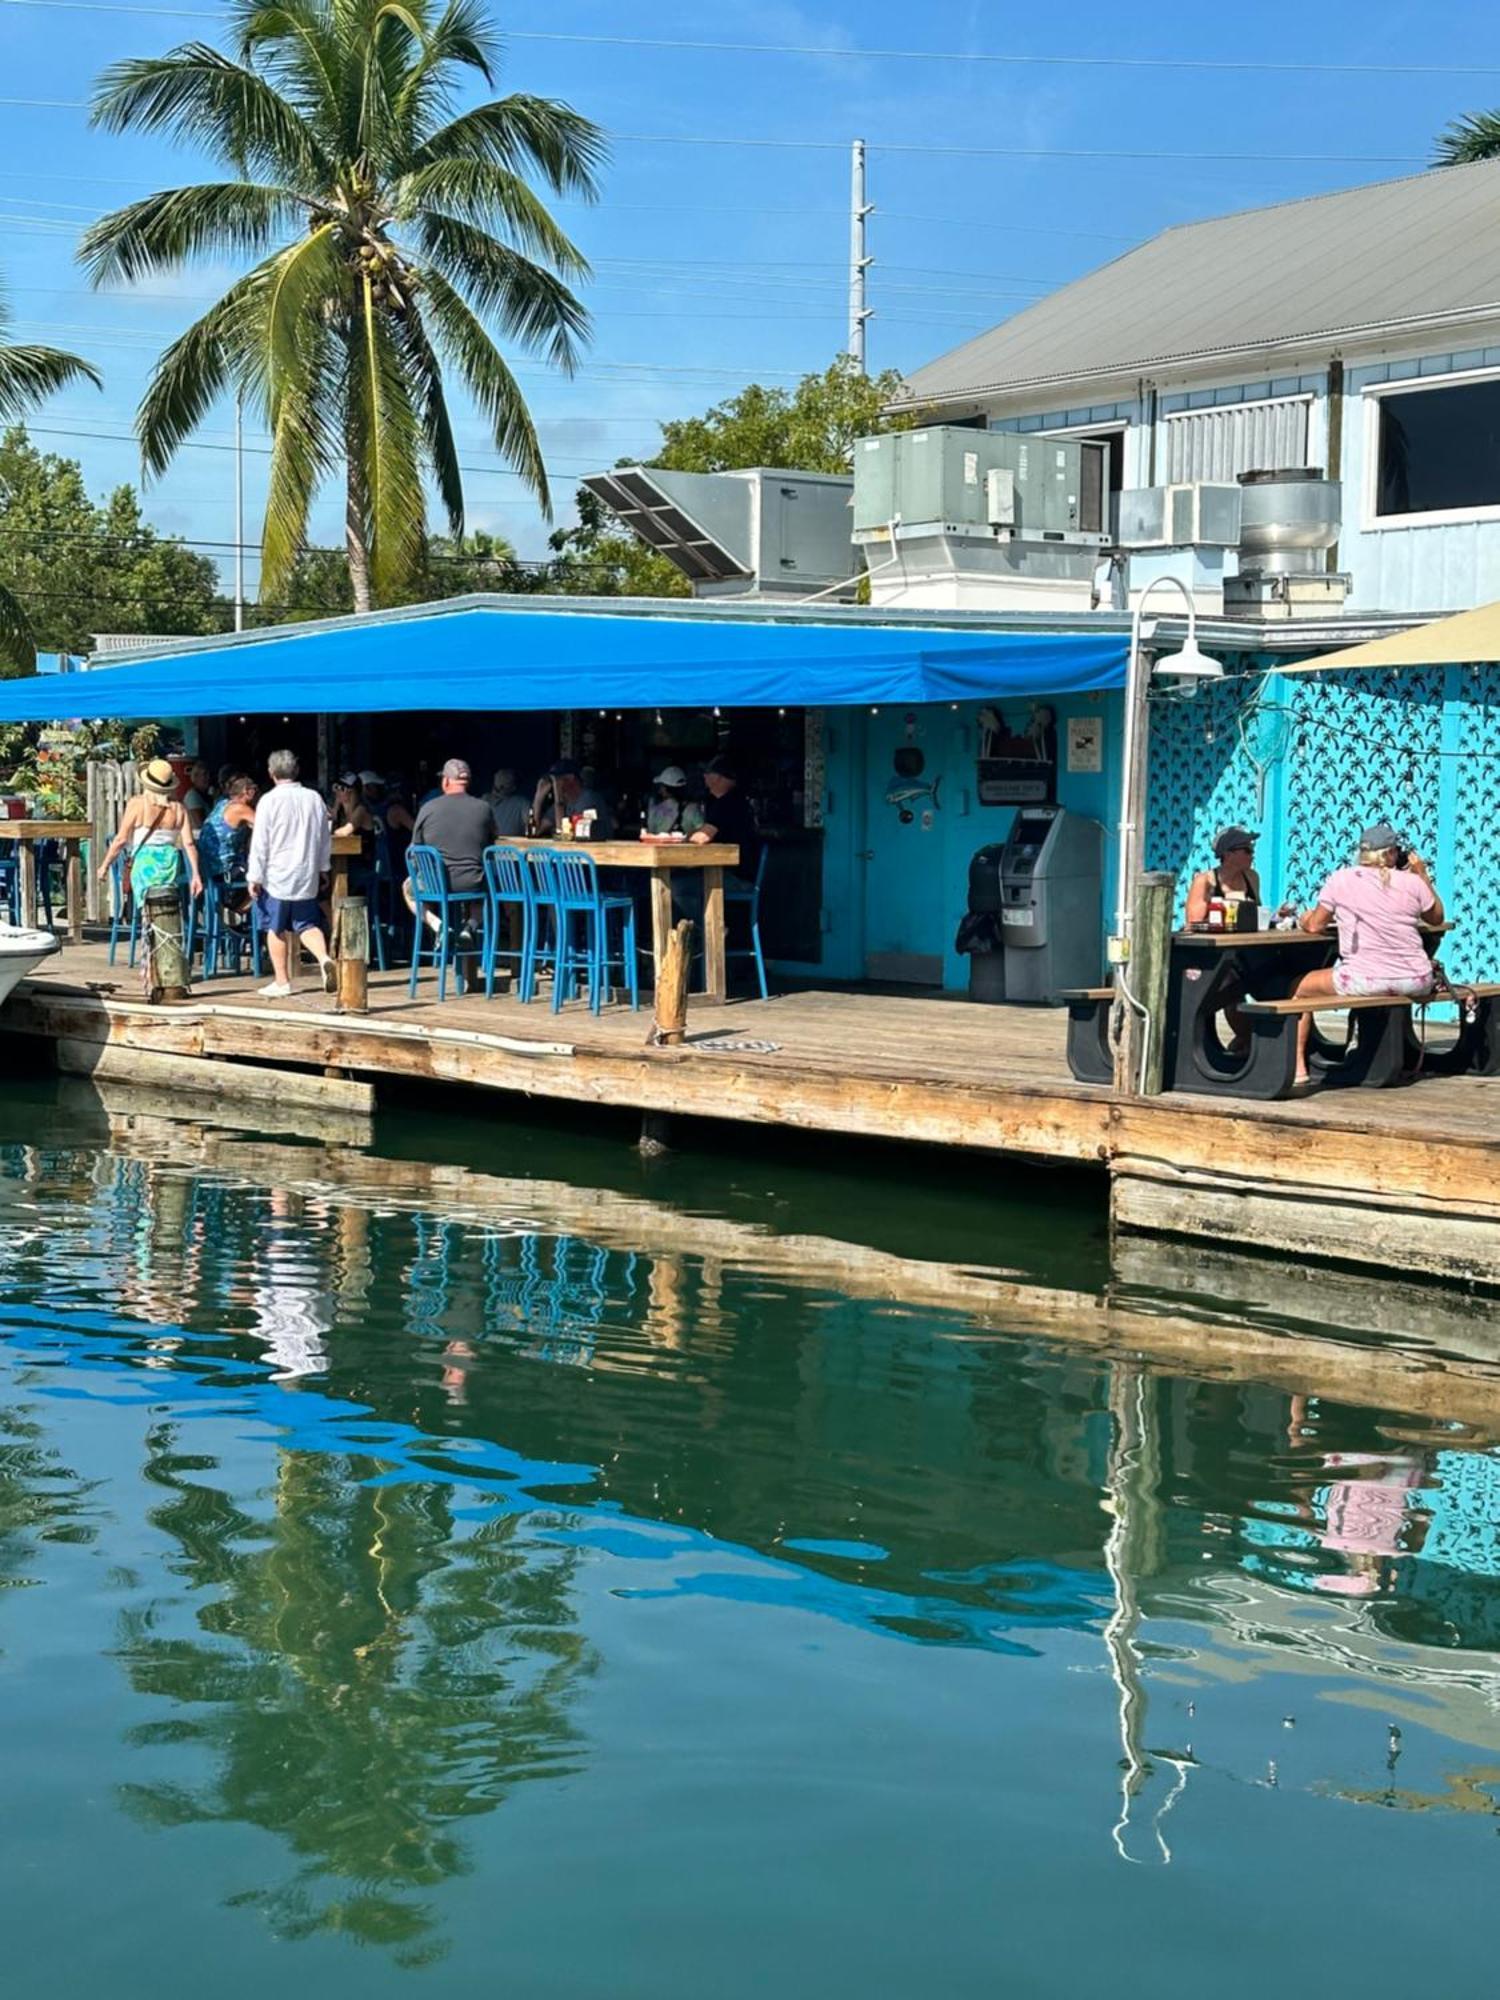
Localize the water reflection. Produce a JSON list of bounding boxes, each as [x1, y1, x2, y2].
[[0, 1090, 1497, 1977]]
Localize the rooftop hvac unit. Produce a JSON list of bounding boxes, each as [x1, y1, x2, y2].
[[853, 427, 1108, 544], [1118, 483, 1243, 549], [579, 466, 858, 598]]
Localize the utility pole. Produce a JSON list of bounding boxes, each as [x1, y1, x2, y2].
[[848, 137, 873, 371], [233, 392, 245, 633]]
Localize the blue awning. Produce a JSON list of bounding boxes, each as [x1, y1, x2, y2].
[[0, 599, 1129, 722]]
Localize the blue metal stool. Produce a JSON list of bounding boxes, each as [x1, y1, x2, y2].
[[481, 844, 531, 999], [724, 843, 770, 1001], [406, 843, 481, 1000], [550, 849, 638, 1015]]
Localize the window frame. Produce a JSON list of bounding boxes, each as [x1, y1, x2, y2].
[[1362, 364, 1500, 530]]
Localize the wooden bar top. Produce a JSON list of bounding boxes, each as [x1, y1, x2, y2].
[[0, 819, 90, 840], [512, 837, 740, 872]]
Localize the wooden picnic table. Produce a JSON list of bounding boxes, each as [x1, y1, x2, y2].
[[515, 838, 741, 1002], [0, 818, 88, 943]]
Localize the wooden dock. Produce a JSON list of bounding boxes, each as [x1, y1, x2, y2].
[[4, 942, 1499, 1286]]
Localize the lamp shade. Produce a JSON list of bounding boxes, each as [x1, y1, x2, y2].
[[1151, 636, 1224, 684]]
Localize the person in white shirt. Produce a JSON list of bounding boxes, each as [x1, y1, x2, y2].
[[247, 748, 335, 1000]]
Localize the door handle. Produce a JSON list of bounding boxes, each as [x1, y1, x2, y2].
[[856, 849, 875, 861]]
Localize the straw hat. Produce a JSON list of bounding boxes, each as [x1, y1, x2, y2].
[[140, 757, 177, 797]]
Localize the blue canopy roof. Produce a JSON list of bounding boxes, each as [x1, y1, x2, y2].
[[0, 598, 1128, 722]]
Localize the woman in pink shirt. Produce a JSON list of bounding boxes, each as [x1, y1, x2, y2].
[[1291, 821, 1443, 1081]]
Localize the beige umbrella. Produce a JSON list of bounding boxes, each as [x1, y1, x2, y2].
[[1280, 598, 1500, 673]]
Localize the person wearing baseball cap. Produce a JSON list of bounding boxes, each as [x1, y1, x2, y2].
[[646, 765, 703, 838], [1185, 825, 1261, 930], [1290, 822, 1444, 1083]]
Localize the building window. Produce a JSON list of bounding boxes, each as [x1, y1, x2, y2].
[[1375, 376, 1500, 517], [1161, 396, 1310, 483]]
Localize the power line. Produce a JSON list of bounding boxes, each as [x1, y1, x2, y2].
[[0, 1, 1496, 78], [0, 94, 1430, 163]]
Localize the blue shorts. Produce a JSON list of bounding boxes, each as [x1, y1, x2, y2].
[[256, 895, 324, 936]]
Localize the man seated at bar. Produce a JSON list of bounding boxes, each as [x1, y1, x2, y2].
[[1290, 822, 1443, 1084], [690, 755, 761, 880], [533, 758, 616, 838], [404, 757, 498, 939], [198, 773, 257, 915], [485, 767, 530, 839]]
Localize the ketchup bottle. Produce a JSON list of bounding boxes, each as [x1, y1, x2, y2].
[[1207, 895, 1226, 931]]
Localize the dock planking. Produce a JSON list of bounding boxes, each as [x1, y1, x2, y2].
[[4, 943, 1499, 1285]]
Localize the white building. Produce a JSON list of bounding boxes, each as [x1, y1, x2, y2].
[[894, 157, 1500, 614]]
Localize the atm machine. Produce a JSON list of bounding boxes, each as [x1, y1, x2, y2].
[[998, 806, 1105, 1003]]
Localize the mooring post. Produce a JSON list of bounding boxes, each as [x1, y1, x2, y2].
[[335, 894, 369, 1015], [650, 917, 694, 1048], [639, 1110, 674, 1158], [1119, 871, 1175, 1095]]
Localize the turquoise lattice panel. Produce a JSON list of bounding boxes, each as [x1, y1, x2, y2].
[[1279, 666, 1446, 913], [1145, 675, 1264, 918], [1449, 663, 1500, 983]]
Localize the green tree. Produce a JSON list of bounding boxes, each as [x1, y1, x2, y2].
[[549, 355, 906, 598], [0, 427, 224, 670], [1433, 112, 1500, 163], [80, 0, 603, 615], [250, 525, 538, 622], [0, 288, 101, 673]]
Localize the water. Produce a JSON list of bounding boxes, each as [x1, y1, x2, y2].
[[1, 1077, 1497, 1994]]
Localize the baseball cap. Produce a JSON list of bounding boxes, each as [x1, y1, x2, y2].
[[1212, 824, 1258, 857], [441, 757, 471, 782], [656, 765, 688, 788], [1359, 822, 1402, 852], [704, 754, 738, 780], [548, 757, 581, 778]]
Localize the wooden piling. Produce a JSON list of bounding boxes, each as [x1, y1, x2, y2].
[[1129, 872, 1176, 1097], [335, 894, 369, 1015], [650, 918, 694, 1048]]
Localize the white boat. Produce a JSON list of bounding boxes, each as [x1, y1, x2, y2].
[[0, 924, 61, 1007]]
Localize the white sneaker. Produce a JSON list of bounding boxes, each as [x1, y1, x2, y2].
[[259, 982, 294, 1000]]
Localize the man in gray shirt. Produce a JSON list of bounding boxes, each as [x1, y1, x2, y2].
[[485, 767, 530, 839], [404, 760, 498, 949]]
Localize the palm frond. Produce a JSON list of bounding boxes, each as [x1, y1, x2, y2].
[[235, 0, 346, 137], [394, 0, 497, 130], [394, 159, 589, 276], [390, 296, 463, 535], [91, 45, 330, 183], [1433, 110, 1500, 165], [78, 182, 305, 287], [0, 344, 102, 420], [352, 276, 426, 599], [418, 211, 588, 371], [413, 95, 606, 197], [260, 315, 344, 596], [419, 263, 549, 512]]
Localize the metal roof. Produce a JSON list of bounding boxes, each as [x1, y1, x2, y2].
[[897, 159, 1500, 412]]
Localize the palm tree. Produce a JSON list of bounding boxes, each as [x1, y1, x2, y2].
[[80, 0, 603, 613], [0, 284, 101, 668], [1433, 112, 1500, 165]]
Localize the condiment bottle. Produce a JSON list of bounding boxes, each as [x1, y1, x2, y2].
[[1207, 895, 1226, 931]]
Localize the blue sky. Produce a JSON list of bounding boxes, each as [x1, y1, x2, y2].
[[0, 0, 1495, 601]]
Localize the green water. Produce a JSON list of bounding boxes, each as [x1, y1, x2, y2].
[[1, 1078, 1497, 1995]]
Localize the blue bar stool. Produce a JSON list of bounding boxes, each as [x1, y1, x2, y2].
[[196, 874, 263, 980], [523, 849, 562, 1001], [106, 852, 140, 966], [481, 843, 530, 999], [724, 844, 770, 1000], [407, 843, 481, 1000], [551, 849, 639, 1015]]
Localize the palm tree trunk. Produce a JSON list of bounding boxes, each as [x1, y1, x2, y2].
[[344, 366, 372, 615], [346, 465, 372, 614]]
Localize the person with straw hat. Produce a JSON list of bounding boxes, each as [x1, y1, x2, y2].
[[97, 756, 203, 913]]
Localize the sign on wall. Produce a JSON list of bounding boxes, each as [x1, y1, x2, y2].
[[1065, 716, 1103, 775]]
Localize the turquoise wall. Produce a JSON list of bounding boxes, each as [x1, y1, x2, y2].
[[1145, 661, 1500, 985], [773, 693, 1125, 991]]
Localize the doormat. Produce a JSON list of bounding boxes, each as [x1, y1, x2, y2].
[[689, 1034, 783, 1055]]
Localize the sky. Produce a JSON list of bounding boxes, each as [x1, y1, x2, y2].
[[0, 0, 1497, 605]]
